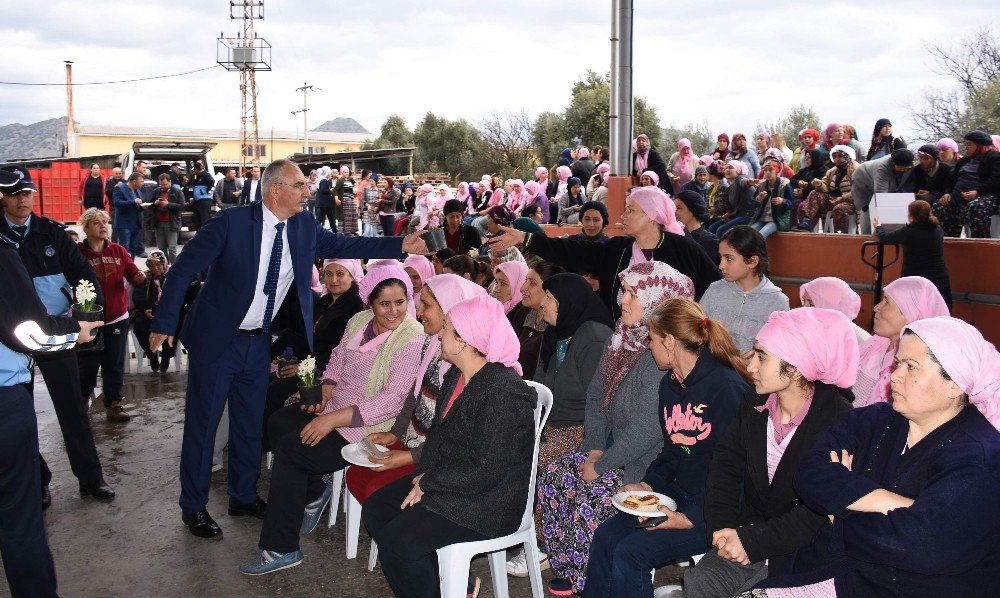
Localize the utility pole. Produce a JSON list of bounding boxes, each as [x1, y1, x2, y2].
[[65, 61, 77, 157], [295, 82, 314, 154], [609, 0, 633, 176], [218, 1, 271, 173]]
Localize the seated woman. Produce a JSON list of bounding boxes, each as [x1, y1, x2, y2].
[[568, 201, 610, 243], [515, 261, 565, 380], [345, 274, 486, 507], [752, 316, 1000, 598], [749, 162, 793, 239], [794, 145, 858, 233], [240, 265, 425, 575], [700, 226, 789, 354], [362, 295, 537, 597], [533, 273, 614, 472], [441, 253, 490, 285], [493, 260, 530, 329], [788, 149, 826, 229], [674, 190, 720, 265], [534, 262, 695, 595], [708, 160, 760, 238], [262, 259, 365, 452], [441, 199, 482, 255], [683, 308, 858, 598], [799, 276, 870, 347], [557, 177, 588, 225], [583, 298, 752, 597], [853, 276, 949, 408]]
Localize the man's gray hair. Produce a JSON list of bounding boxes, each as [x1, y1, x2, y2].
[[260, 159, 297, 199]]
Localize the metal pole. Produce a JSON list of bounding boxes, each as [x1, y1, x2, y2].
[[65, 61, 77, 157], [296, 82, 313, 153], [609, 0, 633, 176]]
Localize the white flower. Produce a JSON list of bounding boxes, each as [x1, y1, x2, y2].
[[76, 279, 97, 311], [297, 355, 317, 387]]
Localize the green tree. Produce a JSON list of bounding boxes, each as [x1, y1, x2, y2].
[[561, 70, 662, 153], [532, 111, 572, 167], [756, 105, 822, 150], [412, 112, 488, 178], [661, 121, 714, 157], [363, 114, 415, 174]]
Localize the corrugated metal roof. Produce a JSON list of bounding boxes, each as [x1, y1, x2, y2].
[[75, 124, 373, 144]]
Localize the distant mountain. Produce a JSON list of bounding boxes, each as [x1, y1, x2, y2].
[[0, 117, 68, 162], [311, 117, 370, 134]]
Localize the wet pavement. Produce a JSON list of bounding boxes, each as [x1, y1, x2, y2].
[[9, 345, 684, 597]]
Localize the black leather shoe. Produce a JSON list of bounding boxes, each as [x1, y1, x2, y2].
[[182, 510, 223, 538], [42, 485, 52, 510], [80, 480, 116, 500], [229, 497, 267, 519]]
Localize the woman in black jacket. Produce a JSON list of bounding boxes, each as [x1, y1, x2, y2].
[[873, 200, 952, 309], [487, 186, 721, 319], [789, 148, 826, 229], [362, 295, 536, 597], [682, 308, 857, 598]]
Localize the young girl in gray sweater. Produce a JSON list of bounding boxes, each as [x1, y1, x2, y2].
[[699, 225, 789, 353]]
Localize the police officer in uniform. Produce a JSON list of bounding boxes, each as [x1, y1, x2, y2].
[[0, 168, 104, 597], [0, 167, 116, 505]]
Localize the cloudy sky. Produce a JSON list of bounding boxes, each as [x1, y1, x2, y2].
[[2, 1, 997, 147]]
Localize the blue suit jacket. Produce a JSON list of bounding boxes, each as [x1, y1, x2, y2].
[[240, 178, 263, 205], [111, 182, 143, 230], [150, 202, 405, 365]]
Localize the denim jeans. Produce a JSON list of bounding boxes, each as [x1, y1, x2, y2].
[[582, 511, 708, 598], [116, 227, 141, 258], [752, 221, 778, 239], [708, 216, 749, 237]]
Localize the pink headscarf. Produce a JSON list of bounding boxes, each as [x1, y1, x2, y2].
[[936, 138, 959, 153], [993, 135, 1000, 151], [596, 163, 611, 175], [628, 186, 685, 236], [640, 170, 660, 187], [366, 258, 404, 271], [419, 183, 434, 195], [699, 155, 713, 166], [525, 180, 540, 196], [905, 317, 1000, 430], [447, 295, 523, 375], [322, 259, 365, 287], [854, 276, 950, 407], [800, 277, 861, 320], [488, 187, 506, 208], [358, 264, 413, 307], [556, 165, 572, 184], [456, 182, 470, 202], [403, 254, 435, 297], [412, 274, 491, 392], [310, 265, 324, 294], [726, 159, 748, 177], [823, 123, 842, 148], [339, 165, 350, 175], [535, 166, 548, 181], [756, 308, 860, 388], [508, 179, 528, 213], [493, 261, 529, 314]]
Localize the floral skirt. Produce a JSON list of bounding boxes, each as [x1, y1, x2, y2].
[[537, 451, 624, 593]]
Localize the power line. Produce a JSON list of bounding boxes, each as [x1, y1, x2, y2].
[[0, 65, 221, 86]]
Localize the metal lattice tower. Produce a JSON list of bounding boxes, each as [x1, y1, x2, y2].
[[218, 1, 271, 174]]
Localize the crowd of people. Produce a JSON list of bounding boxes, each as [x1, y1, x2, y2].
[[0, 117, 998, 598]]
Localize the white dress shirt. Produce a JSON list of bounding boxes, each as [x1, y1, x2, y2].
[[249, 178, 259, 202], [239, 203, 293, 329]]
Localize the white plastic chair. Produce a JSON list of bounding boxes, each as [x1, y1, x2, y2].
[[345, 487, 380, 571], [652, 553, 706, 596], [326, 467, 346, 527], [434, 380, 553, 598]]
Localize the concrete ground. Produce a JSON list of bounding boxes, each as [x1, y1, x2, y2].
[[6, 342, 684, 597]]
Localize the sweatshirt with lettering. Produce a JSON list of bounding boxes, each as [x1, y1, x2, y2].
[[641, 350, 747, 525]]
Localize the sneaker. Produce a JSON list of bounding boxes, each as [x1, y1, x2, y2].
[[507, 549, 550, 577], [467, 574, 481, 598], [299, 482, 333, 537], [794, 218, 813, 232], [239, 550, 303, 576], [547, 577, 575, 596]]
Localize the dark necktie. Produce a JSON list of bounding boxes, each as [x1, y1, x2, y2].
[[261, 222, 285, 330], [12, 224, 27, 241]]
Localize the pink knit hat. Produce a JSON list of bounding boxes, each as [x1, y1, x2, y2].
[[884, 276, 949, 323], [447, 295, 523, 375], [800, 277, 861, 320], [358, 264, 413, 306], [493, 261, 529, 314], [323, 259, 364, 286], [905, 317, 1000, 430], [628, 186, 684, 236], [641, 170, 660, 186], [756, 308, 860, 388], [935, 138, 959, 153]]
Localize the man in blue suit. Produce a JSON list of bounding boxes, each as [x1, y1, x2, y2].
[[111, 172, 146, 257], [240, 165, 262, 206], [149, 159, 427, 538]]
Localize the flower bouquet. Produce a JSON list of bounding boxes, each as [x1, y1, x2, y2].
[[72, 279, 103, 351], [296, 355, 323, 407]]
